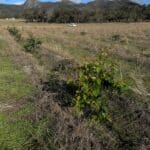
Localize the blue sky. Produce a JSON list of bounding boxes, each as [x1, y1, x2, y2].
[[0, 0, 149, 5]]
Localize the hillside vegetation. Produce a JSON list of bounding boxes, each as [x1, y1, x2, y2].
[[0, 20, 149, 149], [0, 0, 150, 23]]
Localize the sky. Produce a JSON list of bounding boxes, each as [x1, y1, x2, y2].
[[0, 0, 149, 5]]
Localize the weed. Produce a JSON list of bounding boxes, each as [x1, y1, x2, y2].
[[7, 26, 22, 41], [23, 34, 42, 53], [73, 50, 128, 121]]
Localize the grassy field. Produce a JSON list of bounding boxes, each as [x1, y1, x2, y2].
[[2, 20, 149, 97], [0, 23, 37, 149], [0, 19, 149, 149]]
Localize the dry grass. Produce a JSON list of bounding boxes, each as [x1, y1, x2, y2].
[[0, 19, 149, 149], [1, 19, 149, 96]]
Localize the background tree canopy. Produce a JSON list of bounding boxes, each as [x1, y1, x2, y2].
[[0, 0, 149, 22]]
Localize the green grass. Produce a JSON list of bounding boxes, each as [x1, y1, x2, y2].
[[0, 22, 149, 149], [0, 38, 7, 49], [0, 57, 34, 101], [14, 103, 34, 117], [0, 102, 54, 150], [0, 38, 36, 149], [0, 34, 34, 102], [0, 113, 33, 150], [0, 103, 34, 149]]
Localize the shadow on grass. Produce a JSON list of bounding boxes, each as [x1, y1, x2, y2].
[[42, 74, 77, 107]]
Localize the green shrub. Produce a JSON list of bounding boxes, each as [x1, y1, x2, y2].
[[23, 34, 42, 53], [73, 50, 128, 121], [7, 27, 22, 41], [7, 27, 42, 53]]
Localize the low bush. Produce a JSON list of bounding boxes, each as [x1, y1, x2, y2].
[[7, 27, 22, 41], [23, 34, 42, 53], [8, 27, 42, 53], [73, 50, 128, 121]]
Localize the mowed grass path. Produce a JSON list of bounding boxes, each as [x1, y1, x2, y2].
[[0, 38, 35, 149]]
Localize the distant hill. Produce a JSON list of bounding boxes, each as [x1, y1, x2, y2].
[[0, 4, 23, 18], [24, 0, 40, 8], [0, 0, 80, 18], [0, 0, 149, 19]]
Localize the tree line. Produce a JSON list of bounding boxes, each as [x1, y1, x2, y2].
[[24, 4, 150, 23]]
